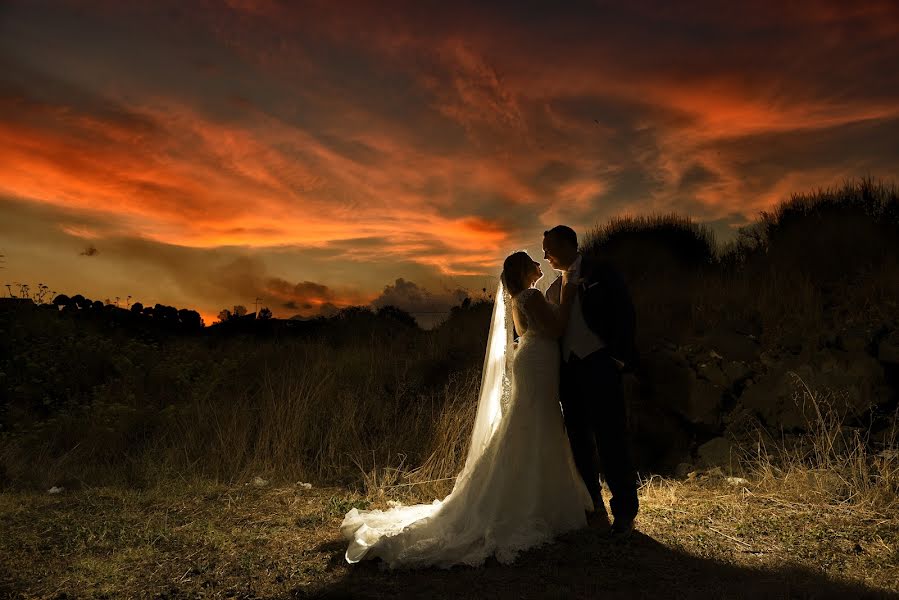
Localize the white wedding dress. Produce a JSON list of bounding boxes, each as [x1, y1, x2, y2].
[[340, 284, 592, 569]]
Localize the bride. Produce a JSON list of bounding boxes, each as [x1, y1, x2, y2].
[[340, 251, 593, 569]]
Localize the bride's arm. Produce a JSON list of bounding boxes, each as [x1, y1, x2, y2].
[[523, 284, 576, 338]]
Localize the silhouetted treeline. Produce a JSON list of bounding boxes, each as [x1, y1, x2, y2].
[[44, 294, 204, 332], [0, 286, 492, 449]]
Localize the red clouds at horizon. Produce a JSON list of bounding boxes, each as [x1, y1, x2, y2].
[[2, 0, 898, 318]]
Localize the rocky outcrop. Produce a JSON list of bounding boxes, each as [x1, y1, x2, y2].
[[878, 330, 899, 364], [696, 437, 736, 469], [629, 323, 897, 474], [738, 349, 888, 430]]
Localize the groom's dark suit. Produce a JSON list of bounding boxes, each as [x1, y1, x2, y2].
[[547, 255, 639, 523]]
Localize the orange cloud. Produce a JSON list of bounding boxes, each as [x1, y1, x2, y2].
[[2, 0, 899, 313], [0, 90, 516, 274]]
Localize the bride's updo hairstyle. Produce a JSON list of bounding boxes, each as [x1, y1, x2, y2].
[[501, 251, 533, 296]]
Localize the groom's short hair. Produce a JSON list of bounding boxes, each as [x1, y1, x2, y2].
[[544, 225, 577, 249]]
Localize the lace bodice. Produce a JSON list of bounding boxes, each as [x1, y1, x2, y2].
[[512, 287, 556, 338]]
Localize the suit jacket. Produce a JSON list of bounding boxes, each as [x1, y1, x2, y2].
[[547, 256, 637, 368]]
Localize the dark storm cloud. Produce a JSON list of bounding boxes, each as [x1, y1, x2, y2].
[[677, 165, 723, 194]]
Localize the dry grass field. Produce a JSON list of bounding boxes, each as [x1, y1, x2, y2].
[[1, 472, 897, 599]]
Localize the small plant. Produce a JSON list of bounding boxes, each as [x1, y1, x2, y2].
[[328, 494, 371, 517], [34, 284, 50, 304]]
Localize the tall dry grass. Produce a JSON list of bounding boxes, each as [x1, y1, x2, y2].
[[0, 327, 485, 492], [737, 374, 898, 513]]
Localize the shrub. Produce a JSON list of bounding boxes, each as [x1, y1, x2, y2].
[[582, 213, 717, 282], [739, 178, 899, 283]]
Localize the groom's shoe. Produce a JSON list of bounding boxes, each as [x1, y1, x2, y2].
[[610, 517, 635, 540]]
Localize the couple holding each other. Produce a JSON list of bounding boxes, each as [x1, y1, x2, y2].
[[341, 225, 639, 569]]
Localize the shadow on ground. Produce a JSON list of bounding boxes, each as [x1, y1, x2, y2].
[[298, 529, 897, 600]]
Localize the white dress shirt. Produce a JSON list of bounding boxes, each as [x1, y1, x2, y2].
[[561, 254, 605, 361]]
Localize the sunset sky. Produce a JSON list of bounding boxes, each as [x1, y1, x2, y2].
[[2, 1, 898, 325]]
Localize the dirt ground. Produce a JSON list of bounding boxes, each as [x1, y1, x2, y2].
[[1, 477, 897, 599]]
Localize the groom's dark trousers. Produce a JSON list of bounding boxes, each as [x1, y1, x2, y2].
[[560, 348, 638, 522]]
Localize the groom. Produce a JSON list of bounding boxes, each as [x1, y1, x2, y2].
[[543, 225, 639, 537]]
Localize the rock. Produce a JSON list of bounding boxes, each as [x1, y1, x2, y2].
[[639, 348, 692, 413], [685, 377, 725, 426], [722, 405, 754, 430], [836, 330, 870, 354], [630, 412, 692, 473], [871, 427, 897, 448], [697, 437, 735, 469], [818, 350, 888, 416], [700, 331, 761, 363], [47, 486, 64, 494], [739, 365, 813, 430], [716, 313, 762, 337], [726, 476, 749, 486], [703, 466, 726, 479], [674, 462, 693, 479], [697, 362, 729, 388], [878, 331, 899, 364], [739, 349, 889, 431], [723, 360, 752, 383], [781, 330, 805, 355], [251, 476, 268, 487], [759, 350, 779, 368]]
